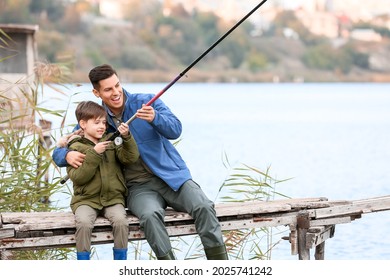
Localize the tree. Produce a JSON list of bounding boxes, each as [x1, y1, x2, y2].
[[0, 0, 31, 23], [29, 0, 65, 22]]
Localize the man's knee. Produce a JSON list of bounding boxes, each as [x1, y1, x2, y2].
[[140, 207, 165, 226], [193, 200, 215, 216]]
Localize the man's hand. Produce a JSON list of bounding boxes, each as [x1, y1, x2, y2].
[[136, 104, 155, 122], [66, 151, 86, 168]]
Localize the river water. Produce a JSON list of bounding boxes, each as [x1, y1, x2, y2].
[[41, 82, 390, 260]]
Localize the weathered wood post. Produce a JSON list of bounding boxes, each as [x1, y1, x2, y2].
[[0, 213, 13, 260], [297, 210, 310, 260], [314, 239, 325, 260]]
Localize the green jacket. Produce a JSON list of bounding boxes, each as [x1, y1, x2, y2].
[[67, 133, 139, 213]]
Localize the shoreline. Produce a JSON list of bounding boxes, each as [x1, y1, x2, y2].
[[70, 68, 390, 84]]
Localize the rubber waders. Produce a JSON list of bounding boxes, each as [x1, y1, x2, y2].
[[205, 245, 229, 260], [157, 250, 176, 260]]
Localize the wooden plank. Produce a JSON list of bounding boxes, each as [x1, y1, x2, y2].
[[1, 197, 328, 222], [0, 228, 15, 239], [11, 215, 142, 232], [307, 226, 326, 233], [214, 202, 293, 215], [1, 211, 73, 222], [0, 214, 300, 251], [0, 198, 329, 229], [306, 225, 334, 249], [351, 196, 390, 213], [353, 195, 390, 203], [0, 201, 301, 232], [214, 198, 330, 215], [314, 196, 390, 219], [221, 214, 298, 229], [1, 214, 292, 250], [310, 216, 352, 227]]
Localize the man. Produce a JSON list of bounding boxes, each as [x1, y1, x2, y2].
[[53, 64, 228, 260]]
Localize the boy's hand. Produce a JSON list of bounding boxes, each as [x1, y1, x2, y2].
[[118, 122, 130, 136], [94, 141, 111, 154]]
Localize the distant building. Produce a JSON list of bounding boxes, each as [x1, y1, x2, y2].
[[350, 28, 382, 42], [0, 24, 39, 130], [99, 0, 124, 20], [295, 7, 339, 38]]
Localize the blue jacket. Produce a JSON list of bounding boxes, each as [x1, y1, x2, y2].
[[52, 89, 192, 191]]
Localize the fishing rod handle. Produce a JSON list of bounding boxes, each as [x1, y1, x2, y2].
[[107, 113, 138, 141], [60, 174, 69, 184]]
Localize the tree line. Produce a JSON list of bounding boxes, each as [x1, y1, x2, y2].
[[1, 0, 385, 82]]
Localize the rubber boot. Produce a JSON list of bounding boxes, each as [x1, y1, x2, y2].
[[157, 250, 176, 260], [113, 248, 128, 260], [205, 245, 229, 260], [77, 251, 90, 260]]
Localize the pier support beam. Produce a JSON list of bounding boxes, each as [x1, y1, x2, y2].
[[297, 210, 310, 260]]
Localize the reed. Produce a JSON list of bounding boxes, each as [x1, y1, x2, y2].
[[216, 153, 291, 260], [0, 62, 73, 259]]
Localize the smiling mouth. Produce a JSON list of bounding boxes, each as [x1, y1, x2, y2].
[[112, 95, 121, 102]]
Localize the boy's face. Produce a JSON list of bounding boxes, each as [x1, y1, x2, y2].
[[80, 116, 106, 142], [93, 74, 124, 115]]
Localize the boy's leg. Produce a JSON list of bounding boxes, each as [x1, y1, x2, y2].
[[104, 204, 129, 250], [74, 205, 98, 254]]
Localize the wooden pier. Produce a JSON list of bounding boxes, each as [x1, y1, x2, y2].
[[1, 195, 390, 260]]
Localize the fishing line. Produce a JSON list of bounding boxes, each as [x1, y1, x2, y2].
[[61, 0, 269, 184]]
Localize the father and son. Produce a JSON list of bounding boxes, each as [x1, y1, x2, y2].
[[53, 64, 228, 260]]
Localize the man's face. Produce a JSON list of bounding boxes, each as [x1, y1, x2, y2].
[[93, 74, 124, 115]]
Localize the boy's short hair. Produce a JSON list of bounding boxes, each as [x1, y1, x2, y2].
[[75, 101, 106, 123]]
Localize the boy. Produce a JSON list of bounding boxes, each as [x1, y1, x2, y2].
[[61, 101, 139, 260]]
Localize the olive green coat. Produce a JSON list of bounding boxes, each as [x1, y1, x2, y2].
[[67, 134, 139, 213]]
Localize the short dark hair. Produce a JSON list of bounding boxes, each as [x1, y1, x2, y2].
[[88, 64, 118, 90], [75, 101, 106, 123]]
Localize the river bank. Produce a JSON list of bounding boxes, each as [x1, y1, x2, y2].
[[70, 68, 390, 84]]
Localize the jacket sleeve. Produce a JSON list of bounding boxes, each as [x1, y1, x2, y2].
[[116, 133, 139, 165], [52, 146, 69, 167], [150, 98, 182, 140], [67, 147, 102, 185], [52, 125, 81, 167]]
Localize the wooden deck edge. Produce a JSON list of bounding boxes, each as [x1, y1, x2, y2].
[[2, 195, 390, 258]]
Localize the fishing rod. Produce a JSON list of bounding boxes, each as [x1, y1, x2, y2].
[[60, 0, 269, 184], [107, 0, 268, 141]]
